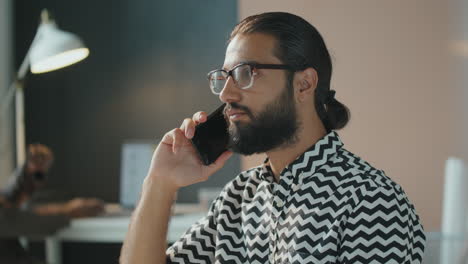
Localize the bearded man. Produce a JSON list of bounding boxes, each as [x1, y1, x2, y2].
[[120, 12, 426, 264]]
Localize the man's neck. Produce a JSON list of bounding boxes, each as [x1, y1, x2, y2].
[[266, 122, 327, 182]]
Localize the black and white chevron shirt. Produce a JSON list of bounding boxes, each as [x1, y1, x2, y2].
[[166, 131, 426, 263]]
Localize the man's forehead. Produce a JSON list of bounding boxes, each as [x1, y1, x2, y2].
[[223, 33, 281, 69]]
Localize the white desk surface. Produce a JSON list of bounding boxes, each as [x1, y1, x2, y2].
[[53, 203, 207, 243], [53, 211, 206, 243], [45, 204, 208, 264]]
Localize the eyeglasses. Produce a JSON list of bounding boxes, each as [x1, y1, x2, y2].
[[207, 62, 294, 95]]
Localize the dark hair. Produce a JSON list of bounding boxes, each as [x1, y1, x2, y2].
[[229, 12, 350, 132]]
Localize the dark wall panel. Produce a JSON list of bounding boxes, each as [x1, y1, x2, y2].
[[15, 0, 239, 203]]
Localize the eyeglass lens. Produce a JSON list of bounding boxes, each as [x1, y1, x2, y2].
[[209, 64, 253, 94]]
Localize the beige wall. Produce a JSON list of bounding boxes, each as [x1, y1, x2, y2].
[[238, 0, 459, 231]]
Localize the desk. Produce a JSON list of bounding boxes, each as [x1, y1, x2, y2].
[[45, 211, 206, 264]]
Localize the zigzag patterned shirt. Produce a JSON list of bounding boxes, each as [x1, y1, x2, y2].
[[166, 131, 426, 263]]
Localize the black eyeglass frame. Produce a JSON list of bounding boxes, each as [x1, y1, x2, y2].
[[207, 62, 297, 94]]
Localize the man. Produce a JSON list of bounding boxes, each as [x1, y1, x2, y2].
[[0, 144, 104, 216], [0, 143, 54, 208], [120, 12, 426, 263], [0, 144, 104, 264]]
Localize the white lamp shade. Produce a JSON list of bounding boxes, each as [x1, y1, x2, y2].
[[29, 22, 89, 74]]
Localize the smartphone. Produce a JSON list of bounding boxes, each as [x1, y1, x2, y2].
[[190, 103, 229, 165]]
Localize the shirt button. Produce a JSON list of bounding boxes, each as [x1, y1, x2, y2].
[[292, 184, 300, 192], [276, 200, 284, 207]]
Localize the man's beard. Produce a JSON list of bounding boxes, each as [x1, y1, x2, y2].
[[226, 83, 300, 155]]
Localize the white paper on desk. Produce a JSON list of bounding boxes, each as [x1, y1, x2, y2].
[[440, 157, 467, 264], [120, 141, 156, 208]]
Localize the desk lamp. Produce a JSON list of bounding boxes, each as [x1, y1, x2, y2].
[[0, 9, 89, 166]]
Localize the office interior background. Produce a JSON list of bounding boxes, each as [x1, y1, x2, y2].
[[1, 0, 468, 263]]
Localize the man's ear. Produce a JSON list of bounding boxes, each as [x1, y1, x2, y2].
[[296, 67, 318, 102]]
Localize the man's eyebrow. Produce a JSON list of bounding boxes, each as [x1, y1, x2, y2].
[[222, 60, 260, 70]]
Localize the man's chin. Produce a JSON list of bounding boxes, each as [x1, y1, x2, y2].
[[228, 121, 252, 139], [228, 120, 242, 132]]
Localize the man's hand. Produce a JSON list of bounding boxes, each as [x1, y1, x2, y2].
[[33, 198, 105, 218], [147, 111, 232, 191], [120, 112, 232, 264], [62, 198, 105, 218]]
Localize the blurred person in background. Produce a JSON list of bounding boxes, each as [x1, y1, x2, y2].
[[0, 143, 104, 264]]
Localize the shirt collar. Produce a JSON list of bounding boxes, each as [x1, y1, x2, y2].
[[260, 131, 344, 182]]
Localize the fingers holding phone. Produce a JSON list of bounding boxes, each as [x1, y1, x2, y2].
[[179, 111, 207, 139], [170, 110, 208, 153], [147, 105, 232, 191]]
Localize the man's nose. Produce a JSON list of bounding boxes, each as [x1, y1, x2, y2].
[[219, 76, 241, 103]]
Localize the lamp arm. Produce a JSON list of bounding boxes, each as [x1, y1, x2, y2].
[[0, 23, 43, 166], [0, 22, 43, 115], [0, 81, 20, 117], [16, 37, 33, 81]]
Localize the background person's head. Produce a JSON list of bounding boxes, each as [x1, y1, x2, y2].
[[26, 143, 54, 181], [228, 12, 350, 134]]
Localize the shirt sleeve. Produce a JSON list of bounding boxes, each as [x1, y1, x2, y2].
[[338, 185, 426, 264], [166, 194, 223, 264]]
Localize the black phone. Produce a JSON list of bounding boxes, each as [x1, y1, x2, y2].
[[190, 103, 229, 165]]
